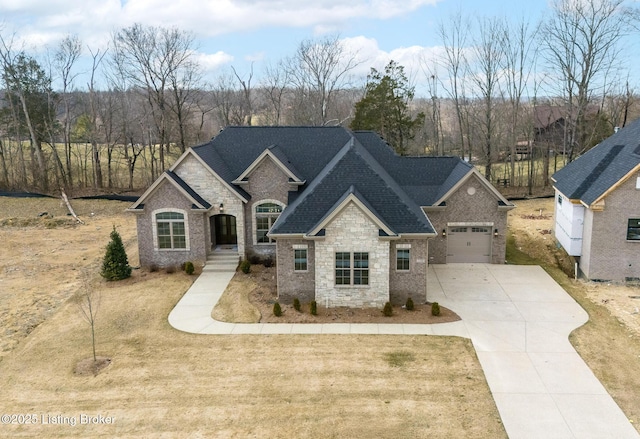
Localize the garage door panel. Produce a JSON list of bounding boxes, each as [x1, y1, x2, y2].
[[447, 226, 492, 263]]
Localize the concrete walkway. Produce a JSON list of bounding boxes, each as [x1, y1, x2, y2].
[[168, 263, 639, 439]]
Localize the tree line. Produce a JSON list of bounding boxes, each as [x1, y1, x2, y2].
[[0, 0, 638, 195]]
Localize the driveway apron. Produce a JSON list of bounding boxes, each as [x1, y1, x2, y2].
[[168, 264, 639, 439]]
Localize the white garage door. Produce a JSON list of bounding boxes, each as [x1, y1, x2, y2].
[[446, 226, 492, 263]]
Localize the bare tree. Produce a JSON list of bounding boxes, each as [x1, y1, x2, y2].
[[467, 17, 506, 181], [75, 274, 101, 365], [541, 0, 639, 162], [231, 64, 254, 126], [87, 47, 107, 189], [111, 24, 196, 173], [437, 11, 472, 161], [288, 35, 362, 125], [260, 60, 292, 125], [501, 18, 539, 186], [54, 34, 82, 188]]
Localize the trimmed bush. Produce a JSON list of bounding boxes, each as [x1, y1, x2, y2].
[[240, 259, 251, 274], [383, 302, 393, 317], [184, 261, 195, 275], [293, 297, 301, 312], [405, 297, 414, 311], [262, 257, 274, 268], [431, 302, 441, 316], [165, 265, 176, 274], [100, 226, 132, 281], [273, 301, 282, 317], [310, 300, 317, 316]]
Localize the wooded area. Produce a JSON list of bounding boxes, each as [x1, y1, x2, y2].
[[0, 0, 638, 195]]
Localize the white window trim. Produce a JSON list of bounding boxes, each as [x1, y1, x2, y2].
[[293, 244, 308, 272], [396, 247, 411, 272], [152, 208, 190, 251], [253, 199, 285, 245]]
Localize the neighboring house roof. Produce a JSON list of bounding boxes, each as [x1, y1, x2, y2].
[[552, 117, 640, 207]]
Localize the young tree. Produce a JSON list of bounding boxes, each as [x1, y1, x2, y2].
[[101, 226, 132, 281], [350, 60, 424, 155], [75, 274, 100, 364]]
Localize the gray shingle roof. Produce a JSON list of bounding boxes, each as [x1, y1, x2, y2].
[[270, 138, 435, 235], [190, 126, 485, 235], [552, 118, 640, 205]]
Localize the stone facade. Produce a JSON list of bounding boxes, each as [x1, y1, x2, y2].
[[426, 175, 508, 264], [276, 239, 316, 304], [315, 202, 390, 308], [579, 173, 640, 282], [389, 239, 428, 305], [174, 153, 245, 256], [135, 182, 207, 268], [242, 157, 294, 259]]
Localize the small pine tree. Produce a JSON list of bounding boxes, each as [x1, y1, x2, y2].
[[431, 302, 441, 316], [184, 261, 195, 275], [383, 302, 393, 317], [101, 226, 131, 281], [293, 297, 301, 312], [310, 300, 317, 316], [240, 259, 251, 274], [273, 302, 282, 317], [405, 297, 414, 311]]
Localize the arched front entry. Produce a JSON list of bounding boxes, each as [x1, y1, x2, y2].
[[210, 214, 237, 249]]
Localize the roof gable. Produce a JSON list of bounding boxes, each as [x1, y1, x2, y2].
[[128, 171, 211, 211], [232, 146, 305, 185]]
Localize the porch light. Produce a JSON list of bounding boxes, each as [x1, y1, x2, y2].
[[219, 203, 224, 212], [494, 228, 499, 237], [442, 229, 446, 237]]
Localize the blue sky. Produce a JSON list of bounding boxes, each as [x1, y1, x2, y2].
[[0, 0, 636, 95]]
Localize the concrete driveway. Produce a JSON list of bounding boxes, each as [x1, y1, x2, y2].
[[169, 263, 639, 439], [430, 264, 638, 439]]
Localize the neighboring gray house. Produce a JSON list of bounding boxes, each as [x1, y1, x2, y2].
[[129, 126, 513, 307], [552, 117, 640, 282]]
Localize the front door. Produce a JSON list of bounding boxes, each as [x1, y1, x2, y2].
[[214, 214, 237, 246]]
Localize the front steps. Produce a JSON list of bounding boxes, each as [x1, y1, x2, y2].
[[203, 251, 240, 273]]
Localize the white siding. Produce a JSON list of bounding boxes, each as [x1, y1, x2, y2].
[[554, 190, 584, 256]]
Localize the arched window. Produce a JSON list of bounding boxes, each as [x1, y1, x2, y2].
[[155, 211, 187, 249], [255, 202, 283, 244]]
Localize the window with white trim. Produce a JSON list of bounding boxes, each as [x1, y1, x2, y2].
[[397, 248, 410, 271], [335, 252, 369, 286], [156, 211, 186, 249], [255, 202, 283, 244], [294, 245, 308, 271]]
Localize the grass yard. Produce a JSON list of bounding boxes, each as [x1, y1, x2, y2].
[[0, 197, 506, 438]]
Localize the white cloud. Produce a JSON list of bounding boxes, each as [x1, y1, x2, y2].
[[194, 51, 234, 72]]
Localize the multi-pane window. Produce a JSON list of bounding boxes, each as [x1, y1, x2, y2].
[[335, 252, 369, 286], [627, 219, 640, 240], [397, 249, 410, 271], [335, 252, 351, 285], [255, 202, 283, 243], [294, 248, 308, 271], [156, 212, 186, 249]]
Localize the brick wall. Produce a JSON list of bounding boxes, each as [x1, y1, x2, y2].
[[426, 175, 508, 264], [242, 157, 292, 259], [174, 153, 246, 257], [315, 202, 389, 308], [135, 182, 207, 268], [389, 239, 428, 305], [582, 174, 640, 282], [276, 239, 316, 304]]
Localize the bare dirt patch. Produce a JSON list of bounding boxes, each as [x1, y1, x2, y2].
[[73, 356, 112, 376], [215, 264, 460, 324]]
